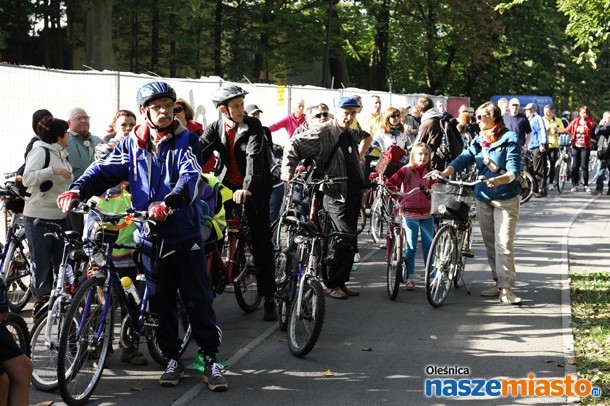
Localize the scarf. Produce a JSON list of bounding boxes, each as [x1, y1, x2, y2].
[[480, 122, 505, 146]]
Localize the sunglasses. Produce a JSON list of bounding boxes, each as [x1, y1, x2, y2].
[[173, 106, 184, 114], [314, 112, 329, 119], [390, 113, 401, 119], [476, 114, 488, 120]]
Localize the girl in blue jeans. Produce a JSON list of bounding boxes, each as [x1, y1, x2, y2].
[[386, 142, 435, 290]]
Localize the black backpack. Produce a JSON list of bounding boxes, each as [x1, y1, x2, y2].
[[436, 117, 464, 162], [14, 147, 51, 197]]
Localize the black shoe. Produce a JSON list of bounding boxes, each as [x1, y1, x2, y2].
[[263, 298, 277, 322], [32, 299, 48, 322], [534, 193, 546, 198], [203, 355, 228, 391], [159, 359, 185, 387], [591, 189, 603, 195]]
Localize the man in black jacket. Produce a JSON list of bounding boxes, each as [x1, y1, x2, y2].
[[200, 84, 277, 321]]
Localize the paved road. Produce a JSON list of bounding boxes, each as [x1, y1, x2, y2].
[[27, 190, 610, 405]]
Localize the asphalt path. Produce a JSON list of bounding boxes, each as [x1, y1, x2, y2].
[[27, 190, 609, 405]]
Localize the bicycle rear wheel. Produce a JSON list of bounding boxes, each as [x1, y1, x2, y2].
[[3, 313, 29, 356], [425, 225, 458, 307], [556, 154, 570, 193], [386, 226, 403, 301], [146, 295, 192, 367], [276, 253, 298, 332], [2, 236, 32, 312], [288, 277, 325, 357], [233, 243, 262, 312], [356, 207, 366, 235], [370, 196, 385, 244], [57, 276, 113, 406]]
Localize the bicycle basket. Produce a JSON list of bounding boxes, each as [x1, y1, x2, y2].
[[559, 133, 571, 148], [430, 183, 475, 221], [89, 221, 120, 246]]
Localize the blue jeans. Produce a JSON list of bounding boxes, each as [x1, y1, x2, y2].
[[595, 159, 610, 191], [24, 216, 70, 298], [402, 217, 434, 278]]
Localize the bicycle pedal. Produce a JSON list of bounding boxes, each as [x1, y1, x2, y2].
[[461, 251, 474, 258], [143, 312, 160, 328]]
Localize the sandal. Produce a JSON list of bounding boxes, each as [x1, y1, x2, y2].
[[325, 287, 348, 300], [340, 285, 360, 296]]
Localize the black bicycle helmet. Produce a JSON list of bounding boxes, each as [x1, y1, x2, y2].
[[137, 82, 177, 107], [211, 84, 249, 108]]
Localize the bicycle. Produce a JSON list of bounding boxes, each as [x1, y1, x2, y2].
[[554, 143, 572, 193], [383, 185, 430, 301], [28, 218, 88, 391], [424, 176, 485, 307], [370, 175, 393, 245], [274, 176, 348, 357], [0, 178, 32, 312], [206, 203, 261, 312], [0, 275, 30, 357], [56, 202, 192, 405], [520, 150, 535, 204]]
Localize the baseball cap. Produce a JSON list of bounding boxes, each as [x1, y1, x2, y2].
[[336, 97, 360, 109], [523, 103, 536, 110], [245, 104, 263, 114], [508, 98, 520, 106]]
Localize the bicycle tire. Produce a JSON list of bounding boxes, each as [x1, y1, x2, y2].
[[146, 298, 192, 367], [277, 253, 298, 332], [2, 237, 32, 312], [356, 207, 366, 235], [557, 154, 570, 193], [233, 243, 262, 312], [520, 171, 535, 205], [454, 224, 472, 289], [425, 225, 458, 307], [57, 276, 113, 406], [370, 196, 385, 244], [3, 313, 30, 357], [288, 277, 325, 357], [387, 226, 403, 301], [271, 216, 296, 253], [30, 310, 72, 391]]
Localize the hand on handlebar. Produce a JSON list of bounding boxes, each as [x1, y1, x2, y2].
[[57, 191, 81, 213], [148, 203, 171, 222], [232, 189, 251, 204]]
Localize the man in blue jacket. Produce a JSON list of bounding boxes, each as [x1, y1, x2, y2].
[[524, 103, 548, 197], [57, 82, 228, 392]]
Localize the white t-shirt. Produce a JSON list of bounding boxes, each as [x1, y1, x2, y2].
[[373, 130, 410, 151]]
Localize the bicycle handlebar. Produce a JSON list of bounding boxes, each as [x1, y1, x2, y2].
[[431, 173, 488, 188], [383, 184, 429, 198], [72, 201, 153, 225]]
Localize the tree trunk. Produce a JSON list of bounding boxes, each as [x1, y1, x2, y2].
[[151, 1, 159, 73], [214, 0, 223, 77], [371, 0, 389, 90], [85, 0, 115, 70]]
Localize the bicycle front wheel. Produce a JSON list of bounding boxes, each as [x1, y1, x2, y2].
[[387, 226, 403, 301], [288, 277, 325, 358], [2, 237, 32, 312], [425, 225, 458, 307], [277, 252, 298, 332], [30, 308, 76, 391], [3, 313, 30, 356], [233, 243, 261, 312], [57, 276, 113, 406], [370, 197, 385, 244], [146, 295, 192, 367], [520, 171, 535, 205], [557, 155, 570, 193]]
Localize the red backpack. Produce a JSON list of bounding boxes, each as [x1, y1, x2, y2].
[[376, 145, 407, 178]]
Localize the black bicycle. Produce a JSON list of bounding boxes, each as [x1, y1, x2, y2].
[[0, 275, 30, 357]]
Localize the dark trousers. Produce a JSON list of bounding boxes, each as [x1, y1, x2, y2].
[[547, 148, 559, 185], [323, 193, 361, 288], [224, 194, 277, 299], [595, 159, 610, 191], [141, 236, 220, 359], [571, 147, 590, 187], [531, 148, 548, 193]]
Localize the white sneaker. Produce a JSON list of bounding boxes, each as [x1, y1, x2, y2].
[[353, 253, 361, 263], [548, 184, 555, 191], [571, 186, 579, 192], [584, 186, 590, 192]]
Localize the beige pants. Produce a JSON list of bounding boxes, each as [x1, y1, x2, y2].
[[475, 196, 520, 289]]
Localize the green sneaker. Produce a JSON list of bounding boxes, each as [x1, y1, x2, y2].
[[186, 352, 206, 372]]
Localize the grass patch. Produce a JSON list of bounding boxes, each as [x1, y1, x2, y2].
[[570, 271, 610, 404]]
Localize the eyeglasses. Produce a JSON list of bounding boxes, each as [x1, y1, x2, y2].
[[173, 106, 184, 114], [510, 104, 519, 107], [314, 112, 329, 119], [148, 104, 174, 112], [74, 115, 90, 121], [476, 114, 488, 120], [390, 113, 401, 119]]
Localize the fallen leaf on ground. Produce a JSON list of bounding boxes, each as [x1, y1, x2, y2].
[[130, 385, 145, 391], [322, 369, 335, 377], [362, 347, 372, 351]]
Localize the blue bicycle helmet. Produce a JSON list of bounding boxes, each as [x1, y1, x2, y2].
[[211, 84, 249, 108], [136, 82, 177, 107]]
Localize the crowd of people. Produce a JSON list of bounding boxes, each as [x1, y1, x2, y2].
[[1, 82, 609, 403]]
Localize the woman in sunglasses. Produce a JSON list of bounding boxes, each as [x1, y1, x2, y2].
[[372, 107, 411, 152]]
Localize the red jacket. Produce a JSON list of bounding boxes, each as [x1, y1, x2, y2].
[[565, 117, 596, 149], [386, 165, 435, 217]]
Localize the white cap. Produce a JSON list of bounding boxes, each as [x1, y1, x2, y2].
[[508, 98, 520, 106]]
